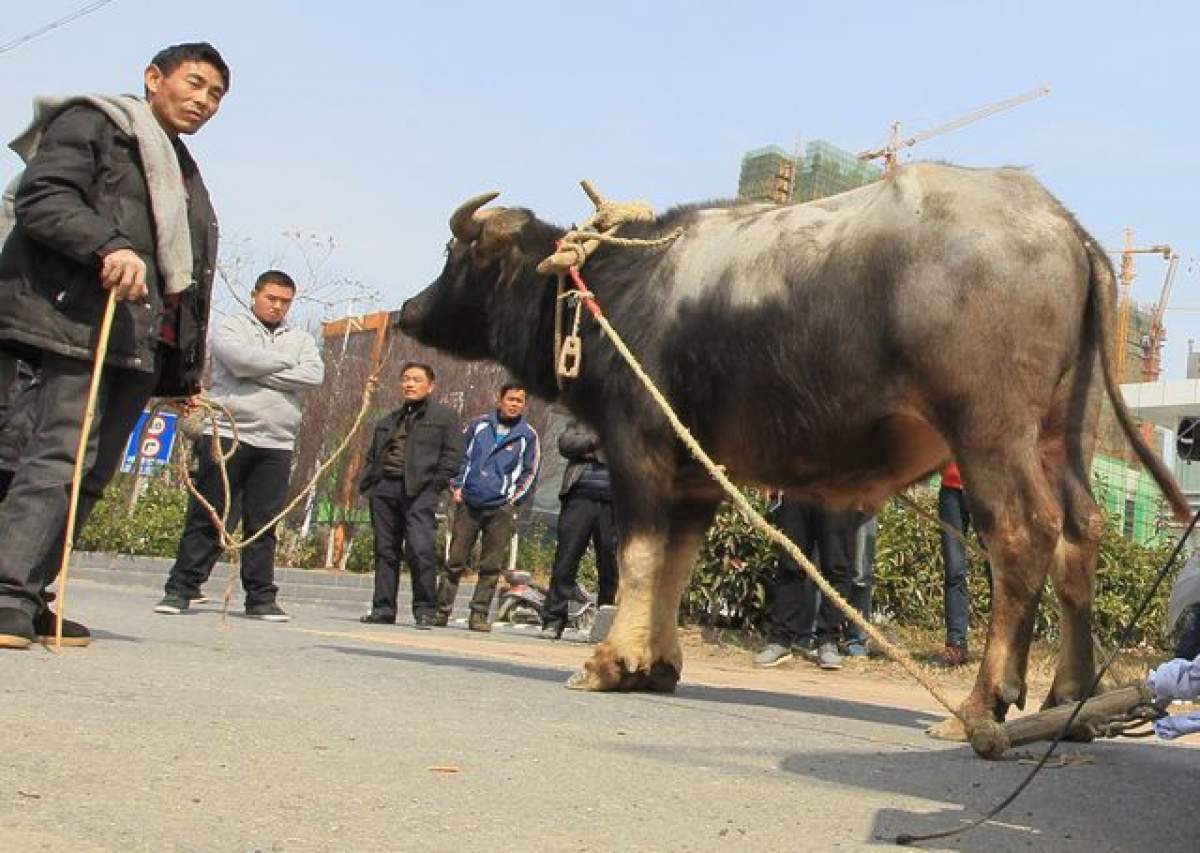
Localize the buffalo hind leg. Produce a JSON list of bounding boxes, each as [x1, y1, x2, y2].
[[958, 450, 1063, 736], [1042, 474, 1105, 709], [569, 498, 718, 693]]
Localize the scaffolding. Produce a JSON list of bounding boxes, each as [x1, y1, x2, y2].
[[738, 140, 883, 205], [1092, 453, 1169, 545], [737, 145, 794, 203], [794, 140, 882, 202]]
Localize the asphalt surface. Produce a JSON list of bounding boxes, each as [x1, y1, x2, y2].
[[3, 581, 1198, 852]]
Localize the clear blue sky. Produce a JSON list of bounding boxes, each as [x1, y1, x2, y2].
[[3, 1, 1198, 374]]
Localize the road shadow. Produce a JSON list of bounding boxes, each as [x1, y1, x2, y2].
[[87, 628, 143, 643], [320, 642, 936, 732], [318, 643, 572, 685], [782, 740, 1195, 851]]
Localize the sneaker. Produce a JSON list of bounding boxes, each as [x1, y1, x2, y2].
[[938, 644, 968, 667], [414, 614, 437, 631], [817, 642, 843, 670], [33, 609, 91, 647], [432, 614, 449, 627], [844, 640, 869, 658], [468, 612, 491, 633], [245, 602, 291, 622], [0, 607, 35, 650], [753, 643, 793, 668], [154, 594, 190, 615], [190, 595, 209, 605]]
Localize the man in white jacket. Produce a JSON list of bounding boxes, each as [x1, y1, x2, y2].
[[155, 270, 324, 621]]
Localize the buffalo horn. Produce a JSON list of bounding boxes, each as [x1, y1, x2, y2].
[[449, 191, 501, 241]]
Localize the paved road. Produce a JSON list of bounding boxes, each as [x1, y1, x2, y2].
[[3, 582, 1197, 852]]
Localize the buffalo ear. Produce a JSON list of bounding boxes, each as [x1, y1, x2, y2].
[[472, 209, 529, 269]]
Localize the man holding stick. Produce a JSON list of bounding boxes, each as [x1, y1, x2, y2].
[[0, 42, 229, 649]]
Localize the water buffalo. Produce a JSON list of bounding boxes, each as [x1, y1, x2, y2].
[[397, 163, 1189, 738]]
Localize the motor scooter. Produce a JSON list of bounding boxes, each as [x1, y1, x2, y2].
[[496, 569, 595, 633]]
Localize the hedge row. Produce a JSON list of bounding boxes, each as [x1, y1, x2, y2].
[[81, 475, 1181, 649]]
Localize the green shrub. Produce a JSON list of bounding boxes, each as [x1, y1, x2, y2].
[[78, 474, 188, 557], [682, 486, 1183, 650], [682, 491, 777, 627]]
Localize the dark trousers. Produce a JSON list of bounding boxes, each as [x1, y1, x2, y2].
[[163, 435, 290, 607], [367, 478, 439, 619], [1175, 603, 1200, 661], [765, 500, 861, 646], [0, 351, 159, 616], [438, 502, 517, 618], [844, 516, 877, 646], [939, 486, 971, 650], [544, 492, 619, 628]]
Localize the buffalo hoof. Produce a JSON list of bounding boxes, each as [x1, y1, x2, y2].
[[564, 656, 680, 694], [968, 719, 1010, 760], [925, 715, 968, 742]]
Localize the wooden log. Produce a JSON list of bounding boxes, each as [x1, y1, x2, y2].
[[970, 684, 1156, 759]]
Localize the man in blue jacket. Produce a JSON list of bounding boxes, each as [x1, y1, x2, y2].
[[436, 382, 540, 631]]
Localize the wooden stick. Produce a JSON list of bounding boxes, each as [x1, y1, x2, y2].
[[970, 684, 1156, 758], [54, 288, 118, 650]]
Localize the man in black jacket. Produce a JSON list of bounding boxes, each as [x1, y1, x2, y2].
[[359, 362, 461, 628], [540, 420, 619, 639], [0, 43, 228, 650]]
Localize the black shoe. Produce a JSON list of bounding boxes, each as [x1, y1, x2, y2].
[[0, 607, 35, 650], [33, 609, 91, 647], [414, 614, 437, 630], [360, 612, 396, 625], [539, 622, 564, 640], [154, 594, 190, 615], [245, 602, 291, 622]]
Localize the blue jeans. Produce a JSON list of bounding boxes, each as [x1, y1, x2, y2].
[[939, 486, 971, 650]]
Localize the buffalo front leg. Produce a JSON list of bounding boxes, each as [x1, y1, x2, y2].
[[568, 499, 717, 693]]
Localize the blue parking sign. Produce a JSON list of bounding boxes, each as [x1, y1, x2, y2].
[[121, 410, 179, 475]]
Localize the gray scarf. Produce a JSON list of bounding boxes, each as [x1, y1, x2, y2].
[[9, 94, 193, 295]]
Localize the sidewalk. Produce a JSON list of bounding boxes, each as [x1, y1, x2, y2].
[[68, 550, 456, 613]]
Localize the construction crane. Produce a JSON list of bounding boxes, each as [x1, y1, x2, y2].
[[857, 86, 1051, 174], [1108, 228, 1173, 382], [1140, 250, 1181, 382]]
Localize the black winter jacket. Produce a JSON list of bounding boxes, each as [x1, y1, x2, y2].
[[359, 399, 462, 498], [0, 104, 218, 396], [558, 420, 610, 500]]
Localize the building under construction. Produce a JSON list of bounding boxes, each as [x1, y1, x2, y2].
[[737, 140, 882, 205]]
